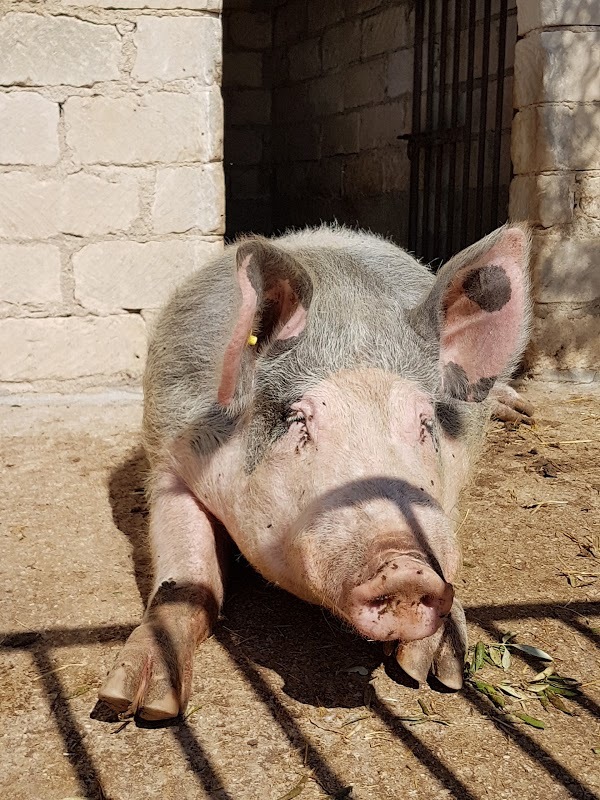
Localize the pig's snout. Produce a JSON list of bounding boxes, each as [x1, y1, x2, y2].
[[347, 554, 454, 642]]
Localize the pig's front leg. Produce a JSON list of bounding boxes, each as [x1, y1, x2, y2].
[[99, 469, 227, 721], [489, 383, 534, 425], [395, 600, 467, 690]]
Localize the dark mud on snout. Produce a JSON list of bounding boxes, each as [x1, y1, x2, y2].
[[107, 451, 453, 711]]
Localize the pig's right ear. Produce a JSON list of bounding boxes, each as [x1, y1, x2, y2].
[[408, 225, 532, 402], [217, 238, 312, 407]]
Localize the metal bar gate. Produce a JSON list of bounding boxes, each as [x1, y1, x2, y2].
[[402, 0, 517, 267]]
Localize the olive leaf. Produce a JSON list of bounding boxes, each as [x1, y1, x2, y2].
[[507, 643, 553, 661]]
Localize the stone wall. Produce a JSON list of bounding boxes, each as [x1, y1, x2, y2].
[[0, 2, 224, 394], [270, 0, 413, 243], [511, 0, 599, 380]]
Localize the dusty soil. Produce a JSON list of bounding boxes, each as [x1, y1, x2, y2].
[[1, 382, 599, 800]]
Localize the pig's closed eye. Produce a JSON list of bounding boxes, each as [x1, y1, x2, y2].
[[286, 411, 310, 449], [419, 415, 435, 443]]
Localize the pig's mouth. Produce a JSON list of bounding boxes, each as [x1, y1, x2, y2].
[[345, 553, 454, 642]]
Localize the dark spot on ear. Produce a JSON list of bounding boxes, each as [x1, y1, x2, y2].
[[463, 264, 511, 312], [443, 362, 469, 401], [469, 375, 497, 401]]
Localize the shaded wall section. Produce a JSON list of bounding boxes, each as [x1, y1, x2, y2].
[[223, 0, 415, 245], [270, 0, 414, 244], [223, 0, 274, 239], [223, 0, 517, 258]]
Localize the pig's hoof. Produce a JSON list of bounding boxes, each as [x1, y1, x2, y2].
[[98, 622, 190, 721], [489, 383, 534, 426], [395, 600, 467, 691]]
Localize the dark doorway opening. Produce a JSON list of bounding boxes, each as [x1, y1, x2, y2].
[[222, 1, 517, 266]]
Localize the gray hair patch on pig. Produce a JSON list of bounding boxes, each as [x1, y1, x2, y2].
[[442, 362, 470, 401], [470, 376, 497, 401], [463, 264, 511, 312], [442, 363, 497, 404]]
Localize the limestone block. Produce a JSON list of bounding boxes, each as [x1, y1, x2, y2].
[[277, 122, 321, 161], [228, 11, 272, 50], [532, 303, 600, 376], [289, 38, 322, 82], [515, 31, 600, 107], [307, 74, 345, 116], [276, 160, 342, 198], [361, 5, 412, 59], [512, 105, 600, 174], [347, 0, 383, 12], [307, 0, 344, 32], [532, 232, 600, 303], [342, 146, 409, 196], [0, 93, 59, 166], [65, 90, 223, 164], [225, 128, 264, 165], [0, 244, 62, 306], [272, 85, 310, 123], [61, 172, 140, 236], [224, 88, 270, 126], [360, 100, 409, 150], [222, 52, 263, 88], [517, 0, 597, 35], [0, 13, 120, 87], [153, 165, 225, 234], [344, 59, 386, 109], [0, 172, 139, 238], [322, 21, 361, 71], [228, 166, 268, 200], [387, 49, 413, 98], [0, 316, 147, 382], [509, 174, 575, 228], [73, 239, 223, 312], [322, 113, 360, 156], [66, 0, 221, 8], [579, 176, 600, 220], [274, 0, 307, 45], [132, 16, 221, 82]]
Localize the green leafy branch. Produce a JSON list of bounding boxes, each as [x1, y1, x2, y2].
[[465, 633, 581, 729]]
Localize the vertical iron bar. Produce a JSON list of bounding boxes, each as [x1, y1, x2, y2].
[[422, 0, 437, 262], [460, 0, 477, 249], [475, 0, 492, 240], [408, 1, 425, 254], [433, 0, 449, 262], [445, 0, 462, 258], [490, 0, 508, 230]]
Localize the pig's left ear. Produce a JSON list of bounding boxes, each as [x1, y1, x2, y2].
[[218, 237, 312, 407], [409, 225, 532, 402]]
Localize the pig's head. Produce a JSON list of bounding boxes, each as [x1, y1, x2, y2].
[[217, 226, 530, 651]]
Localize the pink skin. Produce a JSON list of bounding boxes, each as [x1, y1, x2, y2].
[[348, 553, 454, 641], [441, 230, 527, 387], [178, 369, 465, 645], [217, 257, 308, 405], [218, 255, 257, 406]]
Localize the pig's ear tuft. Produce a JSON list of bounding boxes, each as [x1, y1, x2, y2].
[[217, 238, 312, 407], [410, 225, 532, 402]]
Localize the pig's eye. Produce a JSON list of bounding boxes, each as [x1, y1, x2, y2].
[[419, 415, 437, 448], [286, 411, 310, 449]]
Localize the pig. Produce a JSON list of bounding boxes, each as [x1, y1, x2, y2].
[[99, 223, 532, 720]]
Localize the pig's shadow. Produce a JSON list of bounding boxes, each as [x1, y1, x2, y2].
[[108, 448, 416, 711]]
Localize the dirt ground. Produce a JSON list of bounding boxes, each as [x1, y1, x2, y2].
[[1, 381, 599, 800]]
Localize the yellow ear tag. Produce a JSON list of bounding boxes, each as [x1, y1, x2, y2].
[[247, 334, 258, 346]]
